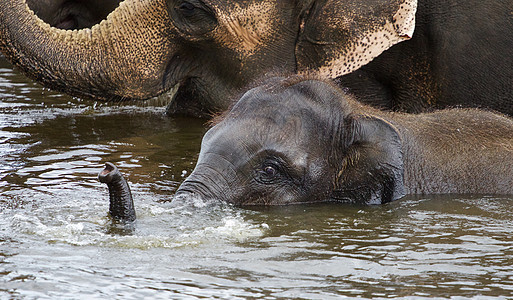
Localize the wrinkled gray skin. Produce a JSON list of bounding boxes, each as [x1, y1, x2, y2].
[[27, 0, 121, 29], [99, 162, 136, 223], [176, 77, 513, 205]]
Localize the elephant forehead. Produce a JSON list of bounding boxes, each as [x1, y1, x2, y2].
[[212, 2, 280, 56]]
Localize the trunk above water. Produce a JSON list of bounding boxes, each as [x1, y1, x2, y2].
[[99, 162, 136, 223]]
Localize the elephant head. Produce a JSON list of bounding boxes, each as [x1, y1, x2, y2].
[[176, 77, 405, 205], [0, 0, 416, 116]]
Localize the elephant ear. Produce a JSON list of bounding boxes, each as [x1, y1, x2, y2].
[[333, 114, 405, 205], [296, 0, 417, 78]]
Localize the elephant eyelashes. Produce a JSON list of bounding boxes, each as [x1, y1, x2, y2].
[[178, 2, 196, 16]]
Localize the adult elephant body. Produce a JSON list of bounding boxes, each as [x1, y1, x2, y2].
[[0, 0, 512, 116], [338, 1, 513, 114]]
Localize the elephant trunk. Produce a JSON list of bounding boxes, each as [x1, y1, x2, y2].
[[175, 177, 217, 202], [0, 0, 174, 101], [99, 162, 136, 223], [175, 169, 230, 203]]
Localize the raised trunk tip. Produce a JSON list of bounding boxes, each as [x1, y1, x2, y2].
[[98, 162, 136, 223]]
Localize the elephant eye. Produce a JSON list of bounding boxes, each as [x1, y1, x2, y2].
[[170, 0, 217, 37], [178, 2, 196, 16], [257, 162, 282, 184], [263, 165, 277, 177]]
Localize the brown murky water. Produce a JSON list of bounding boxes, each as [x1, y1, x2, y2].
[[1, 57, 512, 299]]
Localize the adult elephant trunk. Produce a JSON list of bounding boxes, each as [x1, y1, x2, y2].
[[0, 0, 174, 101]]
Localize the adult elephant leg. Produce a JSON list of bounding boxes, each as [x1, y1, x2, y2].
[[99, 162, 136, 223], [0, 0, 176, 102]]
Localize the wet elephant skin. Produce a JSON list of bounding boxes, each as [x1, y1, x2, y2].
[[177, 77, 513, 205]]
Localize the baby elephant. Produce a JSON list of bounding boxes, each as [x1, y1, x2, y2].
[[176, 77, 513, 205]]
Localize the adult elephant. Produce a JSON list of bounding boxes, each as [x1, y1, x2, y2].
[[0, 0, 512, 116], [26, 0, 121, 30]]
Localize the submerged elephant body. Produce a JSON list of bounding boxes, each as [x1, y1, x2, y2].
[[1, 0, 512, 116], [176, 77, 513, 205]]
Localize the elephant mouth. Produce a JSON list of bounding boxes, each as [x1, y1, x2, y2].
[[161, 52, 224, 117], [161, 56, 206, 117], [54, 15, 77, 30], [164, 78, 216, 117]]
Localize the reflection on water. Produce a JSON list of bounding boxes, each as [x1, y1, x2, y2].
[[1, 57, 513, 298]]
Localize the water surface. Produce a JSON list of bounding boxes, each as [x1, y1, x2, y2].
[[1, 58, 512, 299]]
